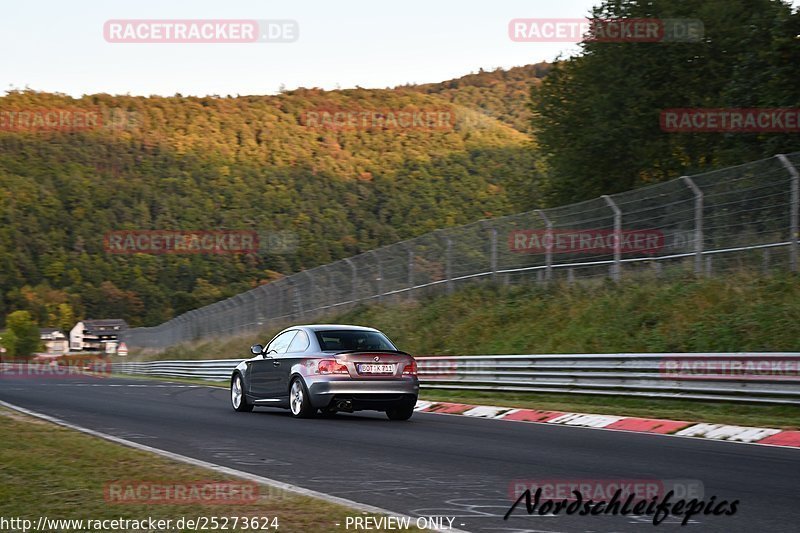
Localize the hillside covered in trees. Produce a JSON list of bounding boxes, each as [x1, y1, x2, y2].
[[408, 63, 550, 133], [0, 70, 543, 328]]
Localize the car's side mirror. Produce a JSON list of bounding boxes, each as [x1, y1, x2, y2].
[[250, 344, 264, 356]]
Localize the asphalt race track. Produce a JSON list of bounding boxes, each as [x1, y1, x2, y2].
[[1, 374, 797, 533]]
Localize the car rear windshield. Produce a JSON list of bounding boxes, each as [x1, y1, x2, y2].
[[315, 330, 397, 352]]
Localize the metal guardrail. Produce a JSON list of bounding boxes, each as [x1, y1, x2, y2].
[[113, 353, 800, 405]]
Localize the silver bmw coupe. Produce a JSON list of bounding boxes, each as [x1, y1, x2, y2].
[[231, 324, 419, 420]]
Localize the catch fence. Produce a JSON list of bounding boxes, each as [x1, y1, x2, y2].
[[124, 153, 800, 349]]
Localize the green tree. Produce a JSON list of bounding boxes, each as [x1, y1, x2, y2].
[[5, 310, 41, 358], [0, 329, 18, 359], [56, 303, 75, 334], [530, 0, 800, 206]]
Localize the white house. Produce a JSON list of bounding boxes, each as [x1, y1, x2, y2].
[[70, 319, 128, 352], [40, 328, 68, 354]]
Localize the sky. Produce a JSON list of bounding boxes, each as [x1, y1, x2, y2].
[[0, 0, 601, 97], [2, 1, 797, 98]]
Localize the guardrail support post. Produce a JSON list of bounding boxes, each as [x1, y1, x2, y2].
[[777, 154, 799, 272], [536, 210, 553, 282], [681, 176, 704, 276], [602, 195, 622, 282]]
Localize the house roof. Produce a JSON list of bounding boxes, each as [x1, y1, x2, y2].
[[81, 319, 129, 334], [83, 319, 128, 328]]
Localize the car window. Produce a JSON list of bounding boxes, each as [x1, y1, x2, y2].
[[315, 330, 397, 352], [286, 330, 310, 353], [266, 330, 297, 354]]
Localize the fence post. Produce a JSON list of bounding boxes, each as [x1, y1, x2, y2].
[[240, 292, 255, 332], [777, 154, 799, 272], [272, 280, 282, 320], [602, 195, 622, 282], [536, 210, 553, 282], [368, 250, 383, 302], [343, 258, 358, 304], [273, 282, 282, 320], [287, 277, 301, 318], [681, 175, 704, 276], [281, 276, 296, 320], [403, 244, 414, 290], [257, 284, 271, 328], [325, 266, 335, 309], [480, 221, 498, 282], [304, 271, 315, 317], [446, 237, 453, 293]]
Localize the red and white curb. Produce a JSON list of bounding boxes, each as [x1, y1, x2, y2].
[[414, 401, 800, 448]]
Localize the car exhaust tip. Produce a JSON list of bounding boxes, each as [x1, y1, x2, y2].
[[336, 399, 354, 412]]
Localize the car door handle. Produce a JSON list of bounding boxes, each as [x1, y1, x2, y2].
[[272, 361, 281, 366]]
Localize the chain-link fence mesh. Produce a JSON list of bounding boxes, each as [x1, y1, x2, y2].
[[125, 153, 800, 349]]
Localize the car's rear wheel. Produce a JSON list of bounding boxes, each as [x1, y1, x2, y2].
[[231, 374, 253, 412], [386, 403, 414, 421], [289, 378, 315, 418]]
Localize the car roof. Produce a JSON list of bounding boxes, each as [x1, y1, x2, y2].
[[294, 324, 380, 332]]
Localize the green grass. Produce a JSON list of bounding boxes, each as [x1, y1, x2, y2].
[[0, 407, 421, 532], [137, 271, 800, 362]]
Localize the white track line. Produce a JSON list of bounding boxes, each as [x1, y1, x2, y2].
[[0, 400, 469, 533]]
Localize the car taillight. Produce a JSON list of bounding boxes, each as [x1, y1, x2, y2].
[[403, 361, 418, 376], [317, 359, 349, 375]]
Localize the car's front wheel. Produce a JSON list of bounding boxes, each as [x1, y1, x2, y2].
[[231, 374, 253, 412], [386, 403, 415, 421], [289, 378, 315, 418]]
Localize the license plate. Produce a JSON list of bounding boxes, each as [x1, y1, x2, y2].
[[357, 363, 395, 374]]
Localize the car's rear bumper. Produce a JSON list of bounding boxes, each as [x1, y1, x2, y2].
[[306, 377, 419, 410]]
